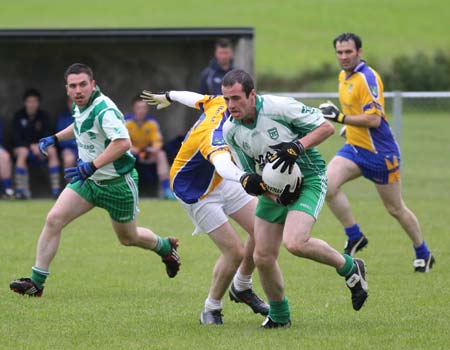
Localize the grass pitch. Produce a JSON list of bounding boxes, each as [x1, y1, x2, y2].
[[1, 112, 449, 350], [1, 0, 449, 77]]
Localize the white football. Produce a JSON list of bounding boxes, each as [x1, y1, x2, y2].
[[262, 161, 302, 195]]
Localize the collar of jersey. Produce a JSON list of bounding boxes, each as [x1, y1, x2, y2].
[[345, 60, 367, 80], [234, 95, 263, 129], [79, 86, 101, 113]]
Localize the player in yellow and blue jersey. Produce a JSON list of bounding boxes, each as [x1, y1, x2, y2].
[[141, 90, 269, 325], [320, 33, 434, 272], [126, 97, 174, 199]]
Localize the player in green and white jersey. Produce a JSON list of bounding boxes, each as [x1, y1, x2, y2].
[[10, 63, 180, 297], [221, 69, 369, 328]]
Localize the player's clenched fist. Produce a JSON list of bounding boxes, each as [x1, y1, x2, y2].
[[38, 135, 58, 157], [240, 173, 267, 196], [319, 100, 346, 123], [64, 160, 97, 184]]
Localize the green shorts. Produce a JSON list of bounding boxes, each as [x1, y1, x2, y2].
[[256, 172, 327, 224], [67, 169, 139, 223]]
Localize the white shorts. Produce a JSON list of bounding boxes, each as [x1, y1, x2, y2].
[[178, 179, 254, 235]]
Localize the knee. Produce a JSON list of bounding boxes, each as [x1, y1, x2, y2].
[[45, 211, 66, 231], [226, 245, 244, 268], [0, 149, 10, 162], [15, 148, 28, 161], [385, 204, 404, 219], [283, 236, 309, 256], [325, 183, 339, 201], [47, 148, 59, 161], [117, 234, 137, 247], [64, 154, 76, 168], [253, 249, 276, 269]]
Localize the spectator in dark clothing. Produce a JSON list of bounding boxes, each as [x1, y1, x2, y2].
[[0, 118, 14, 198], [199, 38, 235, 95], [12, 89, 61, 199], [56, 98, 78, 170]]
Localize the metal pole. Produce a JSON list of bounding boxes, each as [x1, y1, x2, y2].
[[392, 90, 403, 153]]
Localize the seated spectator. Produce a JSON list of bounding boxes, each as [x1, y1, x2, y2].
[[125, 96, 175, 199], [200, 38, 235, 95], [0, 118, 14, 199], [12, 88, 61, 199], [56, 97, 78, 170]]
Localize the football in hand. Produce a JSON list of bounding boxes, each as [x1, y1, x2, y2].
[[262, 161, 302, 195]]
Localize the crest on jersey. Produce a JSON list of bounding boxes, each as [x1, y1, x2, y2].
[[267, 127, 279, 140], [370, 85, 379, 98], [348, 84, 353, 93], [242, 141, 250, 150]]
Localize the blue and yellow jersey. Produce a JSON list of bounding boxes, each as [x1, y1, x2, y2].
[[339, 61, 399, 154], [170, 95, 230, 204], [125, 115, 163, 149]]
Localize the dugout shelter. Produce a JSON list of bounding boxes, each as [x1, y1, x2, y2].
[[0, 28, 254, 147]]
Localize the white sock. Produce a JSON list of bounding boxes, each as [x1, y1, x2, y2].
[[204, 295, 222, 312], [233, 270, 253, 292]]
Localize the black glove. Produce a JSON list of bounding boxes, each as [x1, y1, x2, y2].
[[276, 178, 301, 206], [319, 101, 346, 123], [240, 173, 267, 196], [269, 140, 304, 174]]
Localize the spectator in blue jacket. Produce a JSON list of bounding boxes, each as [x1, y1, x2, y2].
[[0, 118, 14, 199], [12, 89, 61, 199], [199, 38, 235, 95], [56, 98, 78, 170]]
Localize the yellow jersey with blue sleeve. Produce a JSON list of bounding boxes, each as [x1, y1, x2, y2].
[[339, 61, 399, 154], [170, 95, 230, 204], [337, 61, 400, 184], [125, 115, 163, 149]]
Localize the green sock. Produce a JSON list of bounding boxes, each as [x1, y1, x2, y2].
[[336, 254, 356, 277], [31, 266, 50, 288], [269, 297, 290, 323], [153, 236, 170, 257]]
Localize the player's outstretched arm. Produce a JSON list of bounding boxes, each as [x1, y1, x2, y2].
[[319, 100, 381, 128], [39, 124, 75, 157], [141, 90, 204, 110]]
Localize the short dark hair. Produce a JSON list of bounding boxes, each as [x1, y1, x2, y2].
[[23, 88, 41, 101], [333, 33, 362, 50], [222, 69, 255, 97], [64, 63, 94, 81], [215, 38, 233, 50]]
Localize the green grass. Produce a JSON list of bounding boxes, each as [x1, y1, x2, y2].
[[1, 112, 449, 349], [1, 0, 449, 77]]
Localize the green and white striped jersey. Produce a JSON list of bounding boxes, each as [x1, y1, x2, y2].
[[223, 95, 327, 177], [72, 86, 135, 180]]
